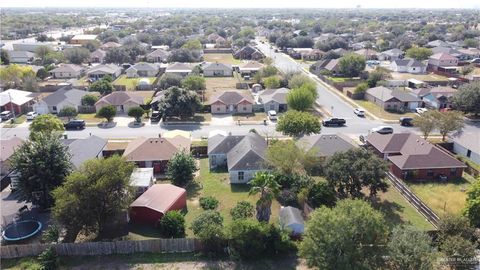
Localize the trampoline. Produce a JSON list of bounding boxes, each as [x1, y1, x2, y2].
[[2, 220, 42, 242]]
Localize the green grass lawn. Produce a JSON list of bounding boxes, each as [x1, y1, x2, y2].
[[113, 75, 157, 91], [407, 176, 474, 216], [2, 115, 26, 128], [203, 53, 242, 65], [77, 113, 102, 124], [164, 113, 212, 123], [184, 158, 280, 237], [354, 100, 417, 121], [327, 76, 350, 83]]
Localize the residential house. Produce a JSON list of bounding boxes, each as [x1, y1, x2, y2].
[[146, 49, 170, 63], [310, 59, 331, 75], [378, 48, 404, 61], [100, 42, 121, 50], [125, 62, 160, 78], [226, 132, 268, 184], [450, 132, 480, 165], [6, 50, 35, 64], [457, 48, 480, 60], [296, 133, 358, 161], [0, 89, 37, 114], [426, 40, 450, 48], [208, 134, 245, 169], [12, 42, 54, 53], [86, 64, 122, 81], [33, 88, 88, 114], [215, 36, 228, 48], [202, 62, 233, 77], [130, 168, 154, 197], [420, 86, 457, 109], [62, 135, 107, 168], [90, 49, 106, 63], [95, 91, 144, 114], [123, 135, 191, 173], [238, 61, 264, 77], [279, 206, 304, 236], [354, 49, 378, 60], [258, 87, 289, 112], [165, 62, 193, 77], [389, 58, 427, 74], [302, 49, 325, 61], [428, 53, 459, 71], [366, 132, 466, 181], [332, 48, 349, 56], [70, 35, 98, 45], [323, 58, 341, 76], [49, 64, 85, 79], [233, 46, 265, 60], [207, 33, 221, 43], [0, 137, 24, 189], [129, 184, 187, 226], [365, 86, 422, 111], [209, 91, 253, 114]]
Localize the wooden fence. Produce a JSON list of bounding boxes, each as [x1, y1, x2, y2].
[[1, 238, 200, 259]]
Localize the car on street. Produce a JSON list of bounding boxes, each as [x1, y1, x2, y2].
[[322, 117, 346, 127], [416, 108, 428, 114], [151, 111, 161, 122], [267, 110, 277, 121], [370, 126, 394, 134], [26, 111, 38, 120], [1, 111, 13, 121], [64, 119, 86, 130], [399, 117, 414, 127], [353, 108, 365, 117]]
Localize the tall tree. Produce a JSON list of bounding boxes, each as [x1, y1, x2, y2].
[[0, 64, 35, 88], [157, 86, 201, 119], [287, 85, 315, 111], [1, 49, 10, 64], [405, 47, 433, 60], [276, 110, 321, 137], [29, 114, 65, 140], [387, 226, 434, 270], [63, 47, 91, 64], [127, 106, 145, 123], [167, 151, 197, 187], [181, 75, 206, 91], [413, 111, 437, 139], [159, 73, 183, 89], [263, 76, 281, 89], [339, 53, 366, 77], [10, 133, 72, 209], [249, 172, 280, 222], [463, 177, 480, 227], [52, 156, 135, 242], [287, 74, 317, 98], [300, 199, 388, 270], [265, 139, 318, 175], [325, 148, 389, 199], [97, 105, 117, 122], [435, 111, 464, 141], [89, 77, 113, 95], [453, 82, 480, 116], [81, 94, 99, 106]]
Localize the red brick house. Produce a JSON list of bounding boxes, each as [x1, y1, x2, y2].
[[129, 184, 187, 225], [123, 135, 190, 174], [366, 132, 466, 181], [0, 89, 37, 114]]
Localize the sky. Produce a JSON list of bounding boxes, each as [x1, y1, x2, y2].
[[0, 0, 479, 9]]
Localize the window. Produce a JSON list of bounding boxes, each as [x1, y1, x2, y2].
[[238, 172, 244, 181], [52, 106, 57, 111], [450, 168, 457, 176], [243, 106, 246, 111], [216, 107, 220, 111], [467, 150, 472, 158], [427, 170, 434, 177]]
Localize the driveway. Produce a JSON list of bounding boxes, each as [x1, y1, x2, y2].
[[211, 114, 234, 126]]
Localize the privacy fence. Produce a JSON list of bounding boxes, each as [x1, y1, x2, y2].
[[1, 238, 200, 259]]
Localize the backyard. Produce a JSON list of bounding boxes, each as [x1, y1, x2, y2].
[[354, 100, 417, 121], [203, 53, 242, 65], [390, 72, 450, 82], [113, 75, 157, 91], [204, 75, 247, 102]]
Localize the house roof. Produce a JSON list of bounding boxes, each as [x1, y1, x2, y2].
[[147, 49, 170, 59], [130, 184, 186, 214], [0, 89, 37, 106], [450, 132, 480, 154], [95, 91, 144, 106], [130, 168, 154, 188], [297, 133, 358, 157], [202, 62, 232, 71], [366, 132, 466, 170], [100, 42, 121, 48], [62, 135, 107, 168], [0, 137, 24, 162], [7, 50, 35, 59], [127, 62, 159, 72], [91, 49, 106, 58], [50, 64, 85, 74], [40, 88, 88, 106], [209, 90, 253, 105], [427, 40, 449, 48], [165, 62, 192, 72], [239, 61, 264, 71], [279, 206, 304, 227], [123, 136, 190, 162], [429, 52, 457, 61], [366, 86, 421, 102], [380, 48, 404, 56], [227, 132, 267, 171], [324, 58, 340, 71], [259, 88, 289, 104], [428, 86, 457, 99], [392, 58, 425, 68], [71, 34, 97, 40], [86, 64, 121, 75], [208, 134, 245, 155], [354, 48, 378, 57]]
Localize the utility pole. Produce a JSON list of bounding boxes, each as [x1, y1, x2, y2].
[[8, 92, 16, 121]]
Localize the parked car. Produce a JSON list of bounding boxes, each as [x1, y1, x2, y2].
[[64, 119, 86, 130], [0, 111, 13, 121], [267, 110, 277, 121], [353, 108, 365, 117], [322, 117, 346, 127], [151, 111, 161, 122], [370, 126, 394, 134], [416, 108, 428, 114], [399, 117, 414, 127], [26, 111, 38, 120]]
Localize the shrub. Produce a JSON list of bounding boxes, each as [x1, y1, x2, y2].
[[199, 196, 219, 210], [81, 94, 99, 106], [158, 210, 185, 238], [37, 247, 58, 270], [96, 105, 116, 122], [276, 189, 298, 207], [167, 151, 197, 187], [354, 82, 368, 94], [230, 201, 255, 220], [127, 106, 145, 123], [42, 224, 60, 244]]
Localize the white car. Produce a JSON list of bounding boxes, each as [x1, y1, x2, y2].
[[267, 110, 277, 120], [416, 108, 428, 114], [370, 126, 394, 135], [353, 108, 365, 117], [26, 111, 38, 120]]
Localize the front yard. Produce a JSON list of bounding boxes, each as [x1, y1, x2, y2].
[[164, 113, 212, 123], [113, 75, 157, 91], [354, 100, 417, 121], [233, 112, 267, 122]]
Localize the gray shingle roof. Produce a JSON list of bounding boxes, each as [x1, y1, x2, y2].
[[367, 86, 421, 102], [209, 91, 253, 105], [62, 135, 107, 168], [203, 62, 232, 71], [41, 88, 88, 106], [297, 133, 358, 157], [259, 88, 289, 104], [50, 64, 84, 73], [392, 58, 425, 68], [208, 134, 244, 155], [227, 133, 267, 171], [95, 91, 144, 106], [87, 64, 121, 75]]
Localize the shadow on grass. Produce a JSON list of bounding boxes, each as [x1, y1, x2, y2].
[[186, 181, 202, 199], [230, 184, 250, 193], [128, 224, 162, 239], [370, 197, 404, 230], [406, 177, 470, 186]]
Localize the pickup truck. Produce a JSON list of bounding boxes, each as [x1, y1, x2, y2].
[[322, 117, 346, 127]]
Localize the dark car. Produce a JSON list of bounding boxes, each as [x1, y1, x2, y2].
[[151, 111, 161, 122], [399, 117, 414, 127], [64, 119, 86, 130], [322, 118, 346, 127]]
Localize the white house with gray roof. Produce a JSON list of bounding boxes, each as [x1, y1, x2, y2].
[[87, 64, 122, 81], [49, 64, 85, 79], [125, 62, 160, 78], [202, 62, 233, 77], [258, 87, 289, 112], [451, 132, 480, 165], [165, 63, 193, 77], [296, 133, 358, 161], [389, 58, 426, 74], [33, 88, 88, 114], [378, 48, 404, 61], [7, 50, 36, 64]]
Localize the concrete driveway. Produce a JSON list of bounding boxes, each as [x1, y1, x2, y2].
[[211, 114, 234, 126]]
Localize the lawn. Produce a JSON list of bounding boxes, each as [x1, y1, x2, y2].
[[184, 158, 280, 237], [77, 113, 102, 124], [203, 75, 248, 103], [203, 53, 242, 65], [233, 112, 267, 122], [2, 115, 26, 128], [407, 176, 474, 216], [113, 75, 157, 91], [390, 72, 450, 82], [164, 112, 212, 123], [354, 100, 417, 121], [327, 76, 350, 83]]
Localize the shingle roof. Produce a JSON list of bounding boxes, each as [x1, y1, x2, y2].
[[147, 49, 170, 59], [86, 64, 121, 75], [259, 88, 289, 104], [7, 51, 35, 59], [208, 134, 244, 155], [202, 62, 232, 71], [123, 136, 190, 162], [392, 58, 425, 68], [239, 61, 264, 71], [62, 135, 107, 168], [165, 62, 192, 72], [40, 88, 88, 106], [0, 89, 37, 106], [297, 133, 358, 157], [227, 133, 267, 171], [450, 132, 480, 154], [0, 137, 24, 162], [50, 64, 84, 74], [381, 48, 404, 56], [130, 184, 186, 214], [324, 58, 340, 71], [127, 62, 159, 72], [209, 91, 253, 105], [429, 52, 457, 61], [366, 86, 421, 102], [95, 91, 144, 106]]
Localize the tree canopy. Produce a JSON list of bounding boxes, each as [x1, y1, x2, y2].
[[405, 47, 433, 61], [339, 53, 366, 77], [63, 47, 91, 64], [167, 151, 197, 186], [157, 86, 201, 119], [181, 75, 206, 91], [387, 226, 434, 270], [453, 82, 480, 116], [286, 85, 316, 111], [463, 178, 480, 228], [127, 106, 145, 123], [249, 172, 280, 222], [276, 110, 321, 137], [97, 105, 117, 122], [29, 114, 65, 140], [265, 139, 318, 175]]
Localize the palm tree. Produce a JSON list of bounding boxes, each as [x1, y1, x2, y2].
[[249, 172, 280, 222]]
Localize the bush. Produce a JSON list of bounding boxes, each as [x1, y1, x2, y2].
[[167, 151, 197, 187], [37, 247, 58, 270], [190, 210, 226, 255], [42, 224, 60, 244], [354, 82, 368, 94], [158, 210, 185, 238], [199, 196, 219, 210], [127, 106, 145, 123], [276, 189, 298, 207], [308, 182, 337, 208], [81, 94, 99, 106], [96, 105, 117, 122], [57, 106, 78, 120], [230, 201, 255, 220]]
